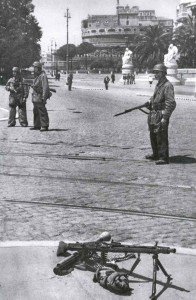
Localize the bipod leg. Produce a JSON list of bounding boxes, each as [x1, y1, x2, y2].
[[150, 254, 159, 299], [129, 253, 141, 274], [150, 254, 172, 300]]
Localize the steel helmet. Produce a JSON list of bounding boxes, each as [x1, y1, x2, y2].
[[12, 67, 20, 72], [33, 61, 42, 69], [153, 64, 167, 74]]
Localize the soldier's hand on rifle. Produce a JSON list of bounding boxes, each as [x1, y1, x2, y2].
[[161, 118, 167, 129]]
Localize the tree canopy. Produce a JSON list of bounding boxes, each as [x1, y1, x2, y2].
[[133, 25, 172, 70], [172, 16, 196, 68], [56, 44, 77, 60], [0, 0, 42, 76]]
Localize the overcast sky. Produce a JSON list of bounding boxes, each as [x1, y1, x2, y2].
[[32, 0, 180, 52]]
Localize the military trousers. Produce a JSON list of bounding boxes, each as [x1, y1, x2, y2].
[[8, 97, 28, 127], [149, 125, 169, 162], [33, 102, 49, 129]]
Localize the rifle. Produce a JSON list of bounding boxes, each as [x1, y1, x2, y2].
[[114, 102, 150, 117], [53, 232, 176, 299]]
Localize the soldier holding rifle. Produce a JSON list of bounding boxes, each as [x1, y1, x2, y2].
[[114, 63, 176, 165]]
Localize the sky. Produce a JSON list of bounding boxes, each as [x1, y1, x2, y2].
[[32, 0, 180, 52]]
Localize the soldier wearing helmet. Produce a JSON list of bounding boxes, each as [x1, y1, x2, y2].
[[145, 63, 176, 165], [5, 66, 29, 127], [30, 61, 50, 131]]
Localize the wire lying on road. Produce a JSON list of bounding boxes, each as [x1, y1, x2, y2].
[[5, 199, 196, 222]]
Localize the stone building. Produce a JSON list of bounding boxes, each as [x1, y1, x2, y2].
[[81, 1, 173, 48]]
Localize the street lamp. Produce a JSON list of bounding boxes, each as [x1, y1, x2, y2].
[[64, 8, 71, 75], [187, 1, 196, 96]]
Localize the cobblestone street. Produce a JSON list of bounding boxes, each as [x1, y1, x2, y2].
[[0, 74, 195, 248]]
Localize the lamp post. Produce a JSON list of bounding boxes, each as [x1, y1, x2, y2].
[[64, 8, 71, 76], [187, 1, 196, 96]]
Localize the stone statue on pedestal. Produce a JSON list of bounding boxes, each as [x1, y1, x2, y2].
[[122, 48, 133, 65], [164, 44, 180, 68], [164, 44, 181, 85]]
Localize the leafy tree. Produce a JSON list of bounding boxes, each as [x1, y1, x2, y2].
[[76, 42, 95, 55], [133, 25, 172, 70], [172, 16, 196, 68], [56, 44, 77, 61], [0, 0, 42, 76]]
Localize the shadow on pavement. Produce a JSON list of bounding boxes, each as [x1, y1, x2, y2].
[[130, 272, 190, 299], [48, 128, 70, 132], [170, 155, 196, 164]]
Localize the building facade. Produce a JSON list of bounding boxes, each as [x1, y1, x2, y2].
[[81, 1, 173, 48]]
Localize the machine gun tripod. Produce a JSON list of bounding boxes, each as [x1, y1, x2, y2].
[[53, 232, 176, 299]]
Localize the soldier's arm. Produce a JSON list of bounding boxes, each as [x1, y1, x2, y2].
[[5, 79, 12, 91], [41, 73, 49, 101], [162, 84, 176, 120]]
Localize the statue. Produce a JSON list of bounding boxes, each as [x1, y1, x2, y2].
[[122, 48, 133, 65], [164, 44, 180, 68]]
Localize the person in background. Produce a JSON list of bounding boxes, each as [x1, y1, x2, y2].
[[104, 75, 110, 90]]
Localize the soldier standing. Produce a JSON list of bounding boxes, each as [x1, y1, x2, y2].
[[30, 61, 50, 131], [104, 75, 110, 90], [67, 73, 73, 91], [145, 64, 176, 165], [111, 72, 115, 83], [6, 67, 29, 127]]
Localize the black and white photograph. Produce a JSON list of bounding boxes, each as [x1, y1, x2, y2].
[[0, 0, 196, 299]]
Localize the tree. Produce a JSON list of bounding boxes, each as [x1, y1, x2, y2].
[[56, 44, 77, 61], [0, 0, 42, 76], [133, 25, 172, 70], [172, 16, 196, 68], [76, 42, 95, 55]]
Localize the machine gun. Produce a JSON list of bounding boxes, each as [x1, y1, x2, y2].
[[114, 102, 150, 117], [53, 232, 176, 299]]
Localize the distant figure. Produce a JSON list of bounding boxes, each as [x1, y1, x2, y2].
[[122, 48, 133, 65], [131, 73, 135, 84], [111, 72, 115, 83], [127, 73, 131, 84], [104, 75, 110, 90], [55, 72, 60, 81], [67, 73, 73, 91], [164, 44, 180, 68], [148, 75, 153, 87], [123, 75, 127, 85]]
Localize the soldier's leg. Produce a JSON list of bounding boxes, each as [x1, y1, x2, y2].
[[149, 128, 159, 159], [18, 101, 28, 127], [33, 104, 41, 129], [157, 127, 169, 162], [37, 103, 49, 129], [8, 97, 16, 126]]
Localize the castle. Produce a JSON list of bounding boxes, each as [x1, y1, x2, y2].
[[81, 1, 173, 48]]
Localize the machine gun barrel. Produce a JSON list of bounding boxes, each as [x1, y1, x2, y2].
[[114, 102, 149, 117], [57, 241, 176, 256]]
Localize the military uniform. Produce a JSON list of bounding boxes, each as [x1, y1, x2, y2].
[[104, 76, 110, 90], [148, 77, 176, 163], [32, 71, 50, 130], [6, 76, 29, 127]]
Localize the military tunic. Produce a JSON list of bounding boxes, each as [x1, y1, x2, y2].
[[148, 77, 176, 162], [32, 71, 50, 129]]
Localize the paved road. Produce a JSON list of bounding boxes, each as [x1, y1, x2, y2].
[[0, 74, 195, 248]]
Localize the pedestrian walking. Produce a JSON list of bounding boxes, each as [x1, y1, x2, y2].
[[148, 74, 153, 87], [111, 72, 115, 83], [5, 67, 29, 127], [145, 64, 176, 165], [104, 75, 110, 90], [67, 73, 73, 91], [127, 73, 131, 84], [30, 61, 50, 131]]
